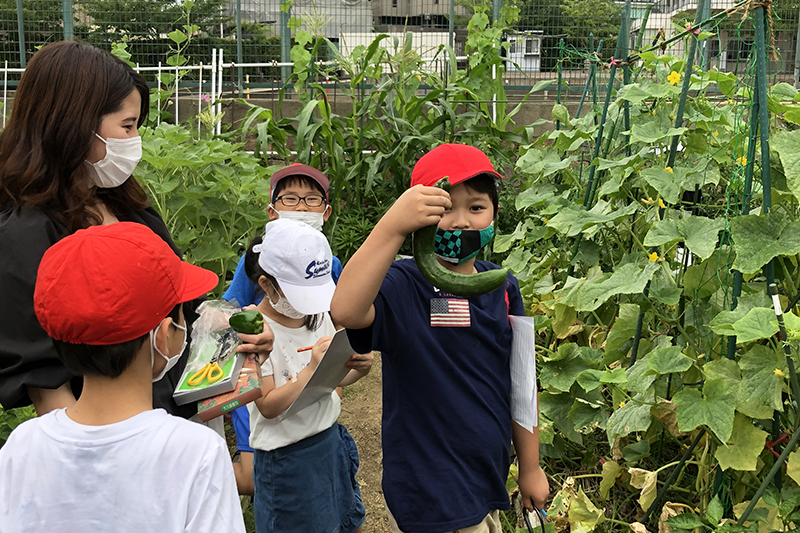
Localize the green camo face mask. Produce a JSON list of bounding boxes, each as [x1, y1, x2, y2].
[[433, 224, 495, 266]]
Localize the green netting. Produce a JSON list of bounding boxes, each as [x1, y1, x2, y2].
[[0, 0, 795, 91]]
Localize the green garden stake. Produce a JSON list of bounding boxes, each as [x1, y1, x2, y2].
[[726, 100, 759, 361], [769, 283, 800, 425]]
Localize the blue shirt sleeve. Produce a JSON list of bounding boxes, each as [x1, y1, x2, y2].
[[223, 254, 262, 307], [230, 406, 253, 453], [331, 255, 343, 284]]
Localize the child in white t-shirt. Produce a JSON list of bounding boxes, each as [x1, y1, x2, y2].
[[244, 218, 372, 533], [0, 222, 245, 533]]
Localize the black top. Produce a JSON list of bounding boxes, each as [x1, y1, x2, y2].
[[0, 203, 197, 418]]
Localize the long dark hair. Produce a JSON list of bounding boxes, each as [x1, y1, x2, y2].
[[0, 41, 151, 233], [244, 235, 323, 331]]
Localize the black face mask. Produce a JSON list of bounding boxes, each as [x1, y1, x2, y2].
[[433, 225, 495, 265]]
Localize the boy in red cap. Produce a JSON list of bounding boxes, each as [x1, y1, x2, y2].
[[0, 222, 245, 532], [331, 144, 549, 532]]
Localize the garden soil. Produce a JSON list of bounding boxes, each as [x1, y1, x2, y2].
[[339, 353, 390, 533]]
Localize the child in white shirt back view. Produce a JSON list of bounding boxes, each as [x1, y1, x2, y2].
[[0, 222, 245, 533]]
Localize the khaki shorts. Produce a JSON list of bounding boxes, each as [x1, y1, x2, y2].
[[387, 506, 502, 533]]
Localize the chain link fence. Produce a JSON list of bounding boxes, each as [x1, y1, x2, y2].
[[0, 0, 797, 91]]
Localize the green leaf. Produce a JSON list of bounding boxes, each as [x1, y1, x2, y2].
[[616, 80, 681, 103], [641, 166, 699, 204], [552, 103, 572, 126], [168, 30, 187, 44], [516, 182, 557, 210], [680, 216, 726, 261], [771, 129, 800, 205], [606, 400, 652, 445], [539, 392, 582, 444], [556, 263, 659, 312], [673, 378, 736, 442], [606, 304, 641, 354], [547, 201, 639, 238], [643, 219, 680, 248], [730, 210, 800, 275], [665, 513, 705, 529], [540, 347, 596, 392], [707, 496, 725, 526], [629, 122, 687, 144], [716, 413, 769, 471], [711, 307, 778, 344], [647, 346, 693, 375], [516, 147, 577, 179], [739, 345, 785, 412], [622, 439, 651, 462]]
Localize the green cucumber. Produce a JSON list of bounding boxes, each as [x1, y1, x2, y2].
[[411, 176, 507, 296]]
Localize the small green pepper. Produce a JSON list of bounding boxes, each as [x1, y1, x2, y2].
[[229, 309, 264, 334]]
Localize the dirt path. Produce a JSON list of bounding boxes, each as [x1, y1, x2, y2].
[[339, 353, 389, 533]]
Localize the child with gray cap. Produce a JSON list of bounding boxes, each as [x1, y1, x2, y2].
[[243, 218, 371, 533]]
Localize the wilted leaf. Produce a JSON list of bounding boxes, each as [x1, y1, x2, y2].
[[629, 468, 658, 511], [787, 450, 800, 485], [568, 488, 605, 532], [600, 460, 623, 499], [651, 400, 684, 438], [716, 413, 769, 471]]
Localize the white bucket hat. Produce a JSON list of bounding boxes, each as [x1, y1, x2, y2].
[[253, 218, 335, 315]]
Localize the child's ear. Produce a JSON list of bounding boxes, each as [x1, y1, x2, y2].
[[323, 203, 332, 222], [267, 204, 280, 221], [257, 275, 272, 295], [153, 318, 172, 354]]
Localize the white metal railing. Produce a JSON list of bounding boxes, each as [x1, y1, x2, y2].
[[0, 49, 475, 136]]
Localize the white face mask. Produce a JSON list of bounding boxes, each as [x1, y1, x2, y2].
[[150, 319, 187, 383], [268, 280, 306, 319], [270, 206, 325, 232], [86, 133, 142, 188]]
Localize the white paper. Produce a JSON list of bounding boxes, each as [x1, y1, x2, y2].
[[509, 315, 538, 432], [278, 328, 355, 420]]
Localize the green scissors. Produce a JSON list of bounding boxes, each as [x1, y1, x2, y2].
[[187, 352, 224, 386]]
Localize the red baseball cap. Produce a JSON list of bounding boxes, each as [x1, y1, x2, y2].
[[34, 222, 218, 345], [411, 144, 502, 188], [270, 163, 330, 199]]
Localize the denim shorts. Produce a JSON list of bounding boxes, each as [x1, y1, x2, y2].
[[253, 423, 366, 533]]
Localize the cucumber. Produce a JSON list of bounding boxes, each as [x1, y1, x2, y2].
[[412, 225, 508, 297]]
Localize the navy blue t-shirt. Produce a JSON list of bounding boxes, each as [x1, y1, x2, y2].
[[346, 258, 524, 532]]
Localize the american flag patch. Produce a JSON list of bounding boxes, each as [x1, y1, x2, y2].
[[430, 298, 471, 327]]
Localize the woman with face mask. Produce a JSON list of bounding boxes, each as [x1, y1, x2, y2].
[[0, 41, 273, 418]]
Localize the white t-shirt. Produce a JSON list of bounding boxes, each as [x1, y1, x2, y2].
[[249, 314, 340, 451], [0, 408, 245, 533]]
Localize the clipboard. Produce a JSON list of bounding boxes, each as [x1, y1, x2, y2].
[[278, 328, 355, 420]]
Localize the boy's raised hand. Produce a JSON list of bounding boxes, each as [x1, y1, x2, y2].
[[380, 185, 451, 238]]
